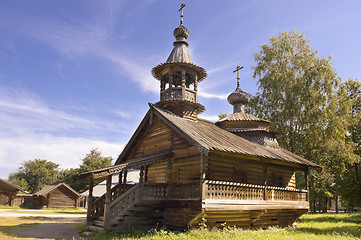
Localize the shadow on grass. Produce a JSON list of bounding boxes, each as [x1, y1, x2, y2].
[[301, 214, 361, 224], [294, 225, 361, 238]]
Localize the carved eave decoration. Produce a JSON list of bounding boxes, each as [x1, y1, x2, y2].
[[152, 62, 207, 82]]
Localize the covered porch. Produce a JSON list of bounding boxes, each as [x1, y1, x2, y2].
[[78, 152, 310, 230]]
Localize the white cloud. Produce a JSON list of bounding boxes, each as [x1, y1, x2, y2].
[[0, 85, 132, 179], [198, 114, 219, 122], [0, 134, 124, 179], [0, 85, 127, 135], [198, 91, 228, 100]]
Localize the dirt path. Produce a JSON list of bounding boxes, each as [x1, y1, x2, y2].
[[0, 209, 86, 239], [13, 221, 81, 239]]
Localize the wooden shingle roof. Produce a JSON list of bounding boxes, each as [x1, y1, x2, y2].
[[35, 182, 79, 197], [217, 112, 271, 123], [150, 104, 319, 168], [0, 178, 24, 192]]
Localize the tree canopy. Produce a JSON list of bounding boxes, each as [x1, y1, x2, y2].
[[8, 148, 113, 194], [61, 148, 113, 193], [250, 30, 359, 210], [8, 159, 60, 193]]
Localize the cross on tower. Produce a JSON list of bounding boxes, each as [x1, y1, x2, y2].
[[233, 65, 244, 88], [179, 3, 186, 25]]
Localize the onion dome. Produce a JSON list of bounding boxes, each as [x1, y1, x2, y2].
[[173, 24, 189, 45], [216, 66, 279, 148], [227, 87, 250, 113]]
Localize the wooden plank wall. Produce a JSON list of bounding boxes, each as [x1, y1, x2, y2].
[[126, 116, 176, 161], [267, 165, 296, 188], [208, 152, 297, 188], [126, 116, 201, 183], [208, 153, 264, 185], [0, 191, 11, 205], [47, 185, 78, 208]]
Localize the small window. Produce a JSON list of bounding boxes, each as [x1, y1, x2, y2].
[[234, 167, 247, 183], [274, 175, 283, 187]]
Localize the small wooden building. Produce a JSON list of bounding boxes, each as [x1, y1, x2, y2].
[[34, 182, 80, 208], [79, 5, 320, 231], [0, 178, 23, 206]]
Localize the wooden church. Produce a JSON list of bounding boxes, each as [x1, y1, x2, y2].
[[79, 4, 319, 231]]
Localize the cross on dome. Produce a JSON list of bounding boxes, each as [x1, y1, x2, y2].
[[233, 65, 244, 89], [179, 3, 186, 25]]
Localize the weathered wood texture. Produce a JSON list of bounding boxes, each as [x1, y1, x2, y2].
[[11, 194, 34, 208], [0, 191, 11, 205], [44, 185, 79, 208], [126, 116, 194, 161], [208, 152, 298, 188], [190, 208, 307, 228]]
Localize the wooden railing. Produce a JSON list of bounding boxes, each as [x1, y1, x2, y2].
[[108, 184, 141, 225], [90, 183, 134, 221], [142, 181, 201, 201], [161, 87, 196, 102], [204, 180, 307, 202], [98, 180, 307, 228]]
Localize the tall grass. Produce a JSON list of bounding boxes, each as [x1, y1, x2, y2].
[[82, 214, 361, 240]]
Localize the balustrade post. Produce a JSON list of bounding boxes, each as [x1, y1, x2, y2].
[[103, 175, 112, 229], [86, 177, 94, 226]]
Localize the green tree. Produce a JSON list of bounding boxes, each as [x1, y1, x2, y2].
[[250, 30, 357, 211], [218, 112, 229, 120], [338, 78, 361, 209], [61, 148, 113, 193], [8, 159, 60, 193]]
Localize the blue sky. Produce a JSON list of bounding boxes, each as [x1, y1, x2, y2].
[[1, 0, 360, 179]]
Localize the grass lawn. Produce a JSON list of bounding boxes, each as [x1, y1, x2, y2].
[[0, 213, 360, 239], [83, 214, 361, 240]]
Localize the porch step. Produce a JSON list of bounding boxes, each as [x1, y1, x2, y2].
[[93, 220, 104, 227], [87, 225, 105, 232]]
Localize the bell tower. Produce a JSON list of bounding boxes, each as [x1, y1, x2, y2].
[[152, 3, 207, 120]]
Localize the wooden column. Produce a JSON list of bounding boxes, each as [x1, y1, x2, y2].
[[86, 177, 94, 226], [167, 158, 173, 183], [104, 175, 112, 228], [144, 166, 149, 183], [168, 69, 173, 99], [194, 75, 198, 102], [181, 69, 186, 100], [304, 168, 309, 202], [263, 163, 268, 201], [123, 169, 128, 184], [118, 172, 123, 184], [140, 166, 144, 183], [200, 153, 207, 200]]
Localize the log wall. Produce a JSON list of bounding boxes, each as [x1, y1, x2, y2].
[[208, 152, 297, 188], [126, 116, 201, 183], [0, 191, 11, 205], [47, 185, 78, 208]]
